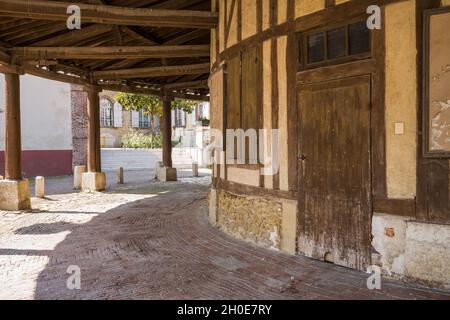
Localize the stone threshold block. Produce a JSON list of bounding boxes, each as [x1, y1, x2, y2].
[[82, 172, 106, 192], [0, 179, 31, 211], [156, 166, 177, 182]]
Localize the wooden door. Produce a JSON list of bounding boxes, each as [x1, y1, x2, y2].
[[297, 75, 372, 271]]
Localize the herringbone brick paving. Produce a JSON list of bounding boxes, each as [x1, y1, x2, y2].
[[0, 170, 448, 300]]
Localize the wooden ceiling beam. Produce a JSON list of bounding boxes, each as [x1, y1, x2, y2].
[[0, 0, 218, 29], [164, 29, 210, 45], [92, 62, 210, 80], [10, 45, 210, 60], [99, 83, 209, 101], [29, 25, 112, 47], [119, 27, 159, 46], [21, 64, 89, 86], [162, 79, 208, 90]]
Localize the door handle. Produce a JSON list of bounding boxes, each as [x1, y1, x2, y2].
[[298, 154, 307, 161]]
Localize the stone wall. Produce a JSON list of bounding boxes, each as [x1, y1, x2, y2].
[[209, 188, 298, 254], [216, 191, 283, 250], [372, 213, 450, 290]]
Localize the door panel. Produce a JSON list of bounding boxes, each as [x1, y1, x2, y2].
[[297, 75, 372, 271]]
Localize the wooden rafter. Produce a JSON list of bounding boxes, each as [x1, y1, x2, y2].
[[92, 63, 211, 80], [163, 80, 209, 90], [10, 45, 211, 60], [0, 0, 218, 29], [99, 83, 209, 101], [28, 25, 112, 47]]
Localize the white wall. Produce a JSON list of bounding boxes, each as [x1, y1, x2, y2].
[[0, 74, 72, 151]]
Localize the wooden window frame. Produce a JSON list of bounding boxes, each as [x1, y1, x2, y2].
[[298, 15, 372, 71], [422, 6, 450, 158]]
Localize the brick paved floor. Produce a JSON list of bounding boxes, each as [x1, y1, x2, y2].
[[0, 170, 449, 300]]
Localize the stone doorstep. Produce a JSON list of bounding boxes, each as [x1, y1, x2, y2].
[[0, 179, 31, 211], [82, 172, 106, 192]]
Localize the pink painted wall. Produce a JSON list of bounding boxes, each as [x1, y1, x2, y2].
[[0, 150, 72, 178]]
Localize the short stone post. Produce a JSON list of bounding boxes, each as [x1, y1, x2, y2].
[[74, 165, 87, 190], [0, 175, 3, 180], [35, 176, 45, 198], [117, 167, 124, 184], [192, 162, 199, 177]]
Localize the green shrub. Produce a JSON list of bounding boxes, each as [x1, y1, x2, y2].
[[199, 117, 210, 127], [122, 132, 163, 149]]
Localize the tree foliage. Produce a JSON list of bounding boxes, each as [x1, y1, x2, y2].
[[115, 92, 196, 116], [115, 93, 163, 117]]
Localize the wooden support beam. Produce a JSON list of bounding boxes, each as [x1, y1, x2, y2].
[[86, 88, 101, 173], [3, 73, 22, 180], [0, 64, 24, 75], [98, 83, 209, 102], [173, 92, 210, 102], [93, 63, 211, 80], [10, 45, 211, 60], [21, 64, 89, 86], [163, 80, 209, 90], [0, 0, 218, 29], [161, 95, 174, 168]]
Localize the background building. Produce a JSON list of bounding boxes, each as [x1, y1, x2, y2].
[[98, 90, 159, 148], [0, 75, 73, 177]]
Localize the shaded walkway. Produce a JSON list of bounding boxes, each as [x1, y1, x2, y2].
[[0, 175, 448, 300]]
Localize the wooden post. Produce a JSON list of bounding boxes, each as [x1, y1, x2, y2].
[[161, 95, 173, 168], [86, 87, 101, 173], [4, 73, 22, 180]]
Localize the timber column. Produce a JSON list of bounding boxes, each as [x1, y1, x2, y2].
[[0, 72, 31, 210], [81, 86, 106, 192], [156, 94, 177, 181]]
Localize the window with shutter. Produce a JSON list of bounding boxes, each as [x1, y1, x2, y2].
[[113, 102, 123, 128], [131, 110, 140, 128]]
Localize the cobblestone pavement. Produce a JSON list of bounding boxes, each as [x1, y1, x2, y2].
[[0, 170, 449, 300]]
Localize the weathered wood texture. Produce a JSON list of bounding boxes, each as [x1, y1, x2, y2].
[[10, 45, 211, 60], [0, 0, 218, 29], [162, 96, 174, 168], [297, 75, 372, 271], [0, 0, 212, 96], [86, 89, 101, 173], [3, 73, 22, 180]]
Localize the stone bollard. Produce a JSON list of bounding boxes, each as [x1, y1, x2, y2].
[[0, 175, 3, 180], [35, 176, 45, 198], [117, 167, 124, 184], [192, 162, 199, 177], [73, 165, 87, 190]]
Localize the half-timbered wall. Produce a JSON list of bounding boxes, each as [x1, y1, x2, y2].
[[209, 0, 450, 289]]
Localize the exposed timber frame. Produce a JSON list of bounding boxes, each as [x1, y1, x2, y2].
[[0, 0, 218, 29]]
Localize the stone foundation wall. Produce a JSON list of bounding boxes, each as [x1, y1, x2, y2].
[[209, 188, 298, 253], [372, 213, 450, 290]]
